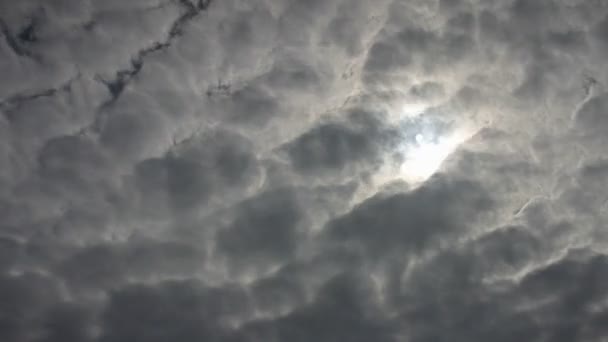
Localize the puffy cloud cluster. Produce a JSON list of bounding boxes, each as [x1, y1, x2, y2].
[[2, 0, 608, 341]]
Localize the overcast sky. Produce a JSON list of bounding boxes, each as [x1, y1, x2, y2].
[[2, 0, 608, 341]]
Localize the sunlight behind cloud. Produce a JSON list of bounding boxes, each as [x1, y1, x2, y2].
[[400, 129, 470, 183], [401, 102, 428, 117]]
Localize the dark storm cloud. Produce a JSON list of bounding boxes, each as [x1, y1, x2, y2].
[[3, 0, 608, 341]]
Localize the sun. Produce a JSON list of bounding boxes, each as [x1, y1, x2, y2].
[[392, 101, 473, 183], [396, 107, 471, 183], [400, 132, 461, 182]]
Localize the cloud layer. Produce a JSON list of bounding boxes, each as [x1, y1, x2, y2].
[[2, 0, 608, 341]]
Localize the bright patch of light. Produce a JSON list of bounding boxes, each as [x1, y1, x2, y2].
[[401, 103, 428, 117], [400, 130, 468, 183]]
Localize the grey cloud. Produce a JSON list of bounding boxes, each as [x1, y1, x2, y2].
[[131, 128, 261, 218], [593, 13, 608, 52], [214, 188, 308, 276], [264, 56, 324, 95], [0, 272, 65, 342], [574, 92, 608, 134], [100, 280, 250, 342], [269, 272, 394, 342], [98, 107, 172, 163], [324, 175, 494, 257], [235, 272, 395, 342], [283, 109, 401, 179], [249, 269, 306, 319], [363, 39, 411, 80], [507, 250, 608, 341], [365, 20, 473, 77], [139, 156, 213, 214], [550, 160, 608, 247], [286, 121, 380, 175], [3, 0, 608, 341], [322, 0, 389, 56], [38, 135, 109, 185], [446, 128, 546, 199], [38, 303, 96, 342], [469, 225, 541, 277], [2, 77, 103, 146], [0, 237, 21, 272], [408, 81, 445, 101], [214, 85, 279, 127], [57, 238, 206, 291], [387, 241, 608, 342]]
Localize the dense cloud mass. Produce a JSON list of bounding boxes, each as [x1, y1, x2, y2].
[[2, 0, 608, 341]]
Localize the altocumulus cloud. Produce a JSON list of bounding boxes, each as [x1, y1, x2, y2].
[[2, 0, 608, 341]]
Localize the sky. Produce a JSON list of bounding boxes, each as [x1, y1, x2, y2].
[[2, 0, 608, 341]]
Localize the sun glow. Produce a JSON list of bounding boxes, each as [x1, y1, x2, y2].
[[400, 128, 469, 183], [400, 102, 428, 117]]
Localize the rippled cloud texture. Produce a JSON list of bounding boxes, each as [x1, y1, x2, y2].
[[2, 0, 608, 341]]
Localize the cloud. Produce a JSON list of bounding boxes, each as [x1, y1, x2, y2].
[[2, 0, 608, 341], [284, 110, 399, 178], [236, 272, 396, 342], [323, 175, 494, 257], [215, 188, 302, 273], [100, 280, 249, 342]]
